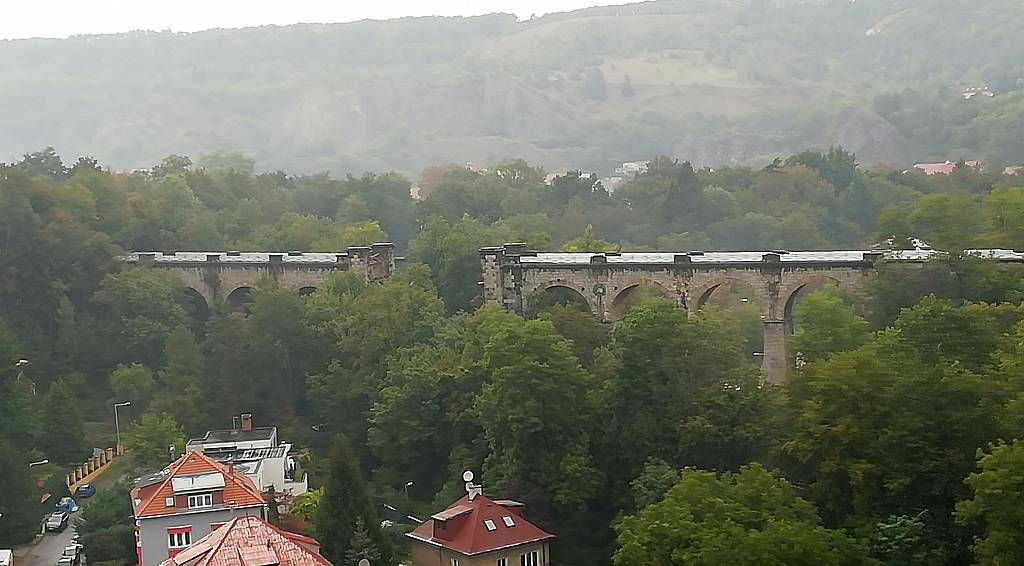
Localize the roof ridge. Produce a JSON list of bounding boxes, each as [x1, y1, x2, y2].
[[197, 516, 242, 566], [136, 452, 196, 517]]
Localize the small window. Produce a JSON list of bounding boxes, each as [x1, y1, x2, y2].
[[502, 516, 515, 527], [450, 559, 460, 566], [167, 531, 192, 549], [520, 551, 538, 566], [187, 493, 213, 509], [497, 558, 508, 566], [164, 497, 175, 507], [484, 519, 497, 531]]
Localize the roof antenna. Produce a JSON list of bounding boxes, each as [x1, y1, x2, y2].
[[463, 470, 482, 501]]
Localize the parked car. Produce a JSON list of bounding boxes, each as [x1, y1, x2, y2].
[[74, 484, 96, 498], [45, 512, 69, 532], [54, 497, 78, 513], [61, 545, 82, 566]]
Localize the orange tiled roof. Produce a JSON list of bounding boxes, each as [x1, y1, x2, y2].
[[133, 451, 265, 519], [158, 516, 329, 566]]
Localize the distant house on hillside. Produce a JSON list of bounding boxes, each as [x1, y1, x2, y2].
[[407, 472, 554, 566], [913, 160, 983, 175], [157, 515, 326, 566], [962, 85, 995, 100], [1005, 166, 1024, 176], [615, 160, 649, 176], [543, 171, 597, 186]]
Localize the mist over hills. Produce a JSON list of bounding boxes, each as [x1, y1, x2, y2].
[[2, 0, 1023, 175]]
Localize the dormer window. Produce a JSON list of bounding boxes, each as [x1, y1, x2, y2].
[[187, 493, 213, 508]]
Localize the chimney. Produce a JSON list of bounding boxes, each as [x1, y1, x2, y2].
[[240, 414, 253, 432]]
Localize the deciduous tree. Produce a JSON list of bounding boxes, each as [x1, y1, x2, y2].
[[613, 464, 877, 566]]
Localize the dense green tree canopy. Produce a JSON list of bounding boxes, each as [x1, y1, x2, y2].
[[614, 464, 877, 566], [4, 145, 1024, 565]]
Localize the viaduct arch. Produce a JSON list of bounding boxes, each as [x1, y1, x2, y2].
[[480, 244, 947, 384], [121, 243, 397, 309]]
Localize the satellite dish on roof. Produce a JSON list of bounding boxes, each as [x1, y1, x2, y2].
[[463, 470, 483, 501]]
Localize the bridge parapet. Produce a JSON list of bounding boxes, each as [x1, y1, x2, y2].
[[122, 243, 397, 307]]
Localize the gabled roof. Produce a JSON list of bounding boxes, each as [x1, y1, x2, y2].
[[133, 451, 265, 519], [158, 516, 328, 566], [407, 495, 554, 556]]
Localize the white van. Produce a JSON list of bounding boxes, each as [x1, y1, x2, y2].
[[0, 548, 14, 566]]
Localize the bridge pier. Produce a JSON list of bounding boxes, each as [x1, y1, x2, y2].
[[762, 320, 788, 385]]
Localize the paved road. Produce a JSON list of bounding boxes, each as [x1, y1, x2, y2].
[[15, 511, 79, 566]]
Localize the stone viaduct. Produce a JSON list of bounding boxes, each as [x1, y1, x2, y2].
[[479, 243, 951, 384], [121, 243, 397, 310]]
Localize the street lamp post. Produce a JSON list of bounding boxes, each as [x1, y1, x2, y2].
[[114, 401, 132, 455], [15, 359, 34, 395], [404, 481, 414, 497]]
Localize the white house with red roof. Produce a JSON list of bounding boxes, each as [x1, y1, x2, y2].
[[157, 515, 327, 566], [407, 473, 554, 566], [132, 451, 268, 566]]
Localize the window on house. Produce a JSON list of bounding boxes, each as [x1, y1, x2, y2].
[[497, 558, 508, 566], [520, 551, 538, 566], [167, 530, 192, 549], [164, 497, 174, 507], [187, 493, 213, 508], [450, 559, 460, 566], [502, 516, 515, 527], [484, 519, 497, 531]]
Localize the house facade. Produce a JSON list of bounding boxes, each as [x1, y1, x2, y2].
[[185, 414, 308, 495], [407, 476, 554, 566], [132, 451, 267, 566]]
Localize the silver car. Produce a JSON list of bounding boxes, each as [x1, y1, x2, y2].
[[45, 512, 69, 532]]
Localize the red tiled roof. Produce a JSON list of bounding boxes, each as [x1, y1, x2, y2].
[[157, 516, 328, 566], [407, 495, 554, 556], [132, 452, 265, 519], [914, 160, 984, 175]]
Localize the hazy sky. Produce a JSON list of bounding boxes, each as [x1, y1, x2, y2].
[[0, 1, 621, 40]]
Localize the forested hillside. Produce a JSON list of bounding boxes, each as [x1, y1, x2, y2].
[[2, 0, 1024, 174], [4, 147, 1024, 564]]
